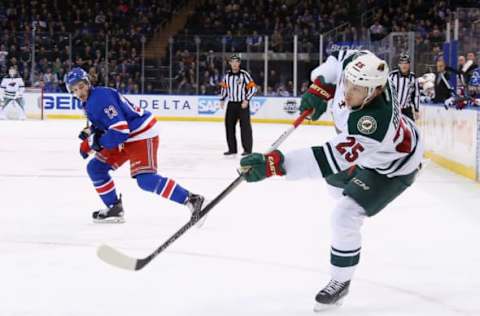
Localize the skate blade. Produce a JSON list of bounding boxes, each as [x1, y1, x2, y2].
[[194, 198, 212, 229], [313, 299, 344, 312], [93, 217, 125, 224]]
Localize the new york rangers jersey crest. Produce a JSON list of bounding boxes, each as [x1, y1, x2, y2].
[[104, 105, 118, 119]]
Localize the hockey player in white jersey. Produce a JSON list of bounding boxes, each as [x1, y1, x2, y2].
[[0, 67, 26, 120], [240, 50, 424, 311]]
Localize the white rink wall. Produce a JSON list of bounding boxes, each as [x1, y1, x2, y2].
[[22, 92, 480, 181], [25, 92, 333, 124], [419, 104, 479, 181]]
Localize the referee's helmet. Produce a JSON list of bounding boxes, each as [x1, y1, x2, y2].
[[229, 54, 241, 62], [399, 54, 410, 64]]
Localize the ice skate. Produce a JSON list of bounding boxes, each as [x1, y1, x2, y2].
[[185, 193, 206, 226], [92, 196, 125, 223], [313, 279, 350, 312]]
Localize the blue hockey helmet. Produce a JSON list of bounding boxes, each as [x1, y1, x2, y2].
[[66, 67, 90, 93]]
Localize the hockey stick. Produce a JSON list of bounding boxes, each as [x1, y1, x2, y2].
[[97, 109, 313, 271]]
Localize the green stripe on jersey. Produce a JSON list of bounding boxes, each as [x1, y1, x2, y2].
[[311, 146, 334, 177]]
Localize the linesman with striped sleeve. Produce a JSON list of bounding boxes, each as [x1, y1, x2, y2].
[[220, 54, 257, 156], [388, 54, 420, 121]]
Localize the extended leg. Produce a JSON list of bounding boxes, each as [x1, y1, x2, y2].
[[136, 173, 204, 220], [136, 173, 189, 204]]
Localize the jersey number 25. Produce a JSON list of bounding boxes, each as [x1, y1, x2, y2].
[[336, 136, 365, 163]]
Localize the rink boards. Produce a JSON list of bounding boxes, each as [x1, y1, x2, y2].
[[419, 104, 479, 181], [21, 92, 480, 181], [23, 93, 333, 125]]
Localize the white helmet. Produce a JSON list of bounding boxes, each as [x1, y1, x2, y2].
[[344, 51, 389, 104]]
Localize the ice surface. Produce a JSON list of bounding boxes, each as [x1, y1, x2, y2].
[[0, 120, 479, 316]]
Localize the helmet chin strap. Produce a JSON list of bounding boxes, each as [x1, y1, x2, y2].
[[347, 87, 374, 110], [360, 87, 376, 108], [351, 86, 378, 110]]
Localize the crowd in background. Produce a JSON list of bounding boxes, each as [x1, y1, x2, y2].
[[0, 0, 480, 103], [169, 0, 480, 97], [0, 0, 185, 93], [170, 0, 360, 96]]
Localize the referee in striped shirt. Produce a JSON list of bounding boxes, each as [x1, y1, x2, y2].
[[220, 54, 257, 156], [388, 54, 420, 121]]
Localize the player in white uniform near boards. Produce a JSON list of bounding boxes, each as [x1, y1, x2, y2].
[[240, 50, 424, 311], [0, 67, 26, 120]]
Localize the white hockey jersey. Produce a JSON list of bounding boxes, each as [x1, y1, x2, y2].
[[310, 50, 424, 178], [1, 76, 25, 99]]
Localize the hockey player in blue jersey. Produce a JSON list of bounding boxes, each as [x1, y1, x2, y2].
[[66, 68, 204, 223]]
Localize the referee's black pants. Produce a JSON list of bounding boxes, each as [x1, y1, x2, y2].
[[225, 101, 252, 153], [401, 107, 415, 121]]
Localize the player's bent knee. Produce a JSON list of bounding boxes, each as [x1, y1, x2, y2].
[[87, 158, 111, 179], [136, 173, 161, 192], [136, 174, 150, 191]]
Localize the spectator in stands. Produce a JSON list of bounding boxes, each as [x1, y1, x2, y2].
[[277, 84, 289, 97], [465, 52, 478, 82], [0, 45, 8, 70], [369, 20, 386, 41], [88, 67, 99, 86], [133, 84, 140, 94], [271, 30, 284, 52], [246, 31, 263, 52], [268, 69, 280, 90], [457, 55, 467, 86], [145, 83, 154, 94], [286, 81, 294, 95], [433, 58, 453, 103], [208, 69, 220, 91], [448, 53, 478, 92], [43, 68, 59, 92], [266, 86, 275, 96], [199, 84, 207, 95], [300, 81, 309, 94]]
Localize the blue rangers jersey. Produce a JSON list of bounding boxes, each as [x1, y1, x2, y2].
[[83, 87, 157, 149]]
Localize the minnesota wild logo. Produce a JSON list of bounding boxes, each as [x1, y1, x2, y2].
[[357, 116, 377, 135]]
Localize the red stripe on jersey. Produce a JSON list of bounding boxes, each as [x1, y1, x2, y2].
[[161, 179, 175, 198], [130, 117, 156, 138], [111, 124, 130, 131]]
